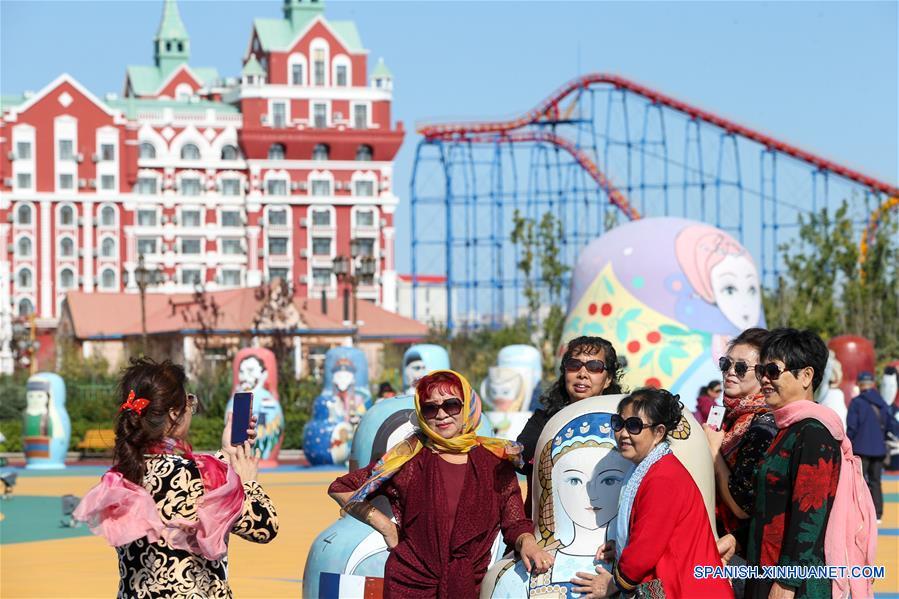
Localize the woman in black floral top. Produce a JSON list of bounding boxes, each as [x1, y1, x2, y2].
[[719, 329, 840, 599], [75, 358, 278, 599]]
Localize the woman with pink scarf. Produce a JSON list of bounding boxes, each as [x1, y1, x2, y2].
[[718, 329, 876, 599], [74, 358, 279, 598]]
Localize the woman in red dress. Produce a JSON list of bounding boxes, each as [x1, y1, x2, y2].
[[329, 370, 554, 598], [572, 387, 733, 598]]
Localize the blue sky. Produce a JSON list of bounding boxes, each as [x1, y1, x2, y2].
[[2, 0, 897, 274]]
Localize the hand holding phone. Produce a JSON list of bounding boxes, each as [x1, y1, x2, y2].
[[230, 392, 254, 446], [706, 405, 726, 431]]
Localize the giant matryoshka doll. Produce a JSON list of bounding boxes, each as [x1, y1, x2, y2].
[[303, 347, 373, 465], [481, 395, 714, 598], [827, 335, 876, 406], [402, 344, 450, 395], [560, 218, 765, 412], [224, 347, 283, 467], [24, 372, 71, 469], [480, 344, 543, 440], [303, 393, 500, 598]]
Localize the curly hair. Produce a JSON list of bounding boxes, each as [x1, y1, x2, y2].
[[540, 336, 623, 416]]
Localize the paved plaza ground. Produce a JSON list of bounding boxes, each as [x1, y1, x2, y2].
[[1, 464, 897, 598]]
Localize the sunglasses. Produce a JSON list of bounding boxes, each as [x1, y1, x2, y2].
[[611, 414, 657, 435], [563, 358, 607, 374], [754, 363, 801, 383], [719, 357, 754, 379], [420, 398, 464, 420]]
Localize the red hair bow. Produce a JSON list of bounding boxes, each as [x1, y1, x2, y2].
[[120, 390, 150, 416]]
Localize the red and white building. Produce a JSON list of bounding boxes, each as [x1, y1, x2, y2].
[[0, 0, 404, 372]]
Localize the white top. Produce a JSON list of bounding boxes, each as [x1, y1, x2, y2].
[[819, 388, 848, 431]]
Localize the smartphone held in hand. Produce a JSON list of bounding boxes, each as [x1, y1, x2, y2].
[[231, 392, 254, 445], [706, 405, 726, 431]]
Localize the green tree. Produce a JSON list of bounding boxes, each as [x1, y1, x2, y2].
[[763, 200, 899, 363], [510, 210, 571, 377]]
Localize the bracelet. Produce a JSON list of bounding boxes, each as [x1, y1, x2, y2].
[[344, 500, 375, 521]]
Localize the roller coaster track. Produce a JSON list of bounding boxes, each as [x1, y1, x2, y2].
[[418, 72, 899, 256]]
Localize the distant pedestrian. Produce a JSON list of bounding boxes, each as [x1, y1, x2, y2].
[[377, 381, 397, 401], [847, 371, 899, 521], [694, 380, 722, 424]]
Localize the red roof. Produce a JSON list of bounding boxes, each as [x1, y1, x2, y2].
[[63, 289, 428, 340], [397, 274, 446, 284]]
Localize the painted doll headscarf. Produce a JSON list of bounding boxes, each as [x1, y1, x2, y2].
[[348, 369, 523, 503]]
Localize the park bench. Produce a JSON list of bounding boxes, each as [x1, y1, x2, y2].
[[77, 429, 115, 456]]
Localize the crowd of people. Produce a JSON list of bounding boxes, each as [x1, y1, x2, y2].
[[70, 327, 895, 598]]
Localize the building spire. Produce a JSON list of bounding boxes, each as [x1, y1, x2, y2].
[[283, 0, 324, 30], [154, 0, 190, 75]]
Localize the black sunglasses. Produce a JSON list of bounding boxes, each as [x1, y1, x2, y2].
[[754, 362, 801, 383], [719, 357, 754, 379], [420, 398, 464, 420], [611, 414, 657, 435], [563, 358, 607, 374]]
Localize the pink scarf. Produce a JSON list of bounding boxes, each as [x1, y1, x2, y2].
[[73, 447, 245, 561], [774, 400, 877, 599]]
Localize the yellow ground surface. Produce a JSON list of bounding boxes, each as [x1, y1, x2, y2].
[[1, 471, 897, 598]]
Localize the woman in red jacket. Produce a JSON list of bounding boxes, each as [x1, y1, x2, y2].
[[329, 370, 554, 598], [572, 387, 733, 598]]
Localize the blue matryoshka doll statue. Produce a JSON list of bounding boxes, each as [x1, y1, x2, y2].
[[303, 347, 373, 466], [24, 372, 71, 470]]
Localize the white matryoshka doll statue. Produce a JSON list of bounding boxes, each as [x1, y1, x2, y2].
[[481, 394, 714, 598], [481, 345, 543, 440]]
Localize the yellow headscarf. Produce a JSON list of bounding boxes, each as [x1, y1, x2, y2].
[[348, 369, 523, 503]]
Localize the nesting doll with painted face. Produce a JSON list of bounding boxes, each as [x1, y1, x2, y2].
[[224, 348, 284, 466], [481, 345, 543, 440], [24, 372, 70, 470], [402, 344, 451, 395], [481, 395, 715, 598]]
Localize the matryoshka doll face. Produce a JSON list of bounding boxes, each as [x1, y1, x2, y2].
[[238, 357, 267, 392], [487, 370, 524, 412], [405, 359, 428, 389], [554, 446, 628, 531], [26, 390, 50, 415], [711, 254, 761, 330]]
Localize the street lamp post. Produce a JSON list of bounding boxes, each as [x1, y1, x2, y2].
[[333, 240, 377, 346], [11, 314, 39, 375], [127, 254, 163, 354]]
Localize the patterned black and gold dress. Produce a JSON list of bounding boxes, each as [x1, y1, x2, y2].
[[100, 452, 278, 599]]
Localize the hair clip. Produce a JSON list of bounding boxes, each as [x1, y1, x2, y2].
[[120, 389, 151, 416]]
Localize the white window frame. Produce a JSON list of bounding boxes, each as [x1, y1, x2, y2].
[[97, 203, 119, 228], [99, 267, 118, 290], [138, 141, 158, 160], [219, 208, 243, 228], [99, 236, 118, 259], [288, 53, 308, 86], [264, 170, 290, 197], [310, 38, 330, 87], [264, 204, 290, 227], [15, 267, 34, 290], [136, 206, 161, 227], [179, 237, 204, 256], [12, 124, 35, 192], [135, 171, 160, 195], [136, 237, 160, 256], [54, 116, 78, 194], [219, 238, 245, 256], [311, 101, 330, 129], [177, 171, 204, 196], [219, 267, 244, 287], [14, 203, 35, 227], [16, 296, 36, 316], [58, 235, 77, 259], [58, 267, 77, 290], [178, 266, 204, 286], [309, 205, 335, 229], [308, 170, 334, 197], [178, 206, 204, 228], [351, 205, 379, 229], [96, 126, 120, 193], [310, 235, 333, 258], [332, 54, 352, 87], [56, 202, 78, 228], [350, 101, 372, 130], [14, 233, 34, 259], [175, 83, 193, 100], [268, 99, 290, 129]]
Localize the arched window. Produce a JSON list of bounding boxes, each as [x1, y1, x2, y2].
[[312, 143, 329, 161], [16, 204, 32, 225], [101, 269, 116, 289], [221, 144, 239, 160], [17, 268, 32, 288], [16, 237, 32, 257], [101, 237, 116, 258], [139, 142, 157, 159], [181, 143, 201, 160], [60, 268, 75, 289], [60, 205, 75, 226], [60, 237, 75, 257], [268, 143, 285, 160], [18, 298, 34, 316], [356, 144, 373, 161], [100, 206, 116, 226]]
